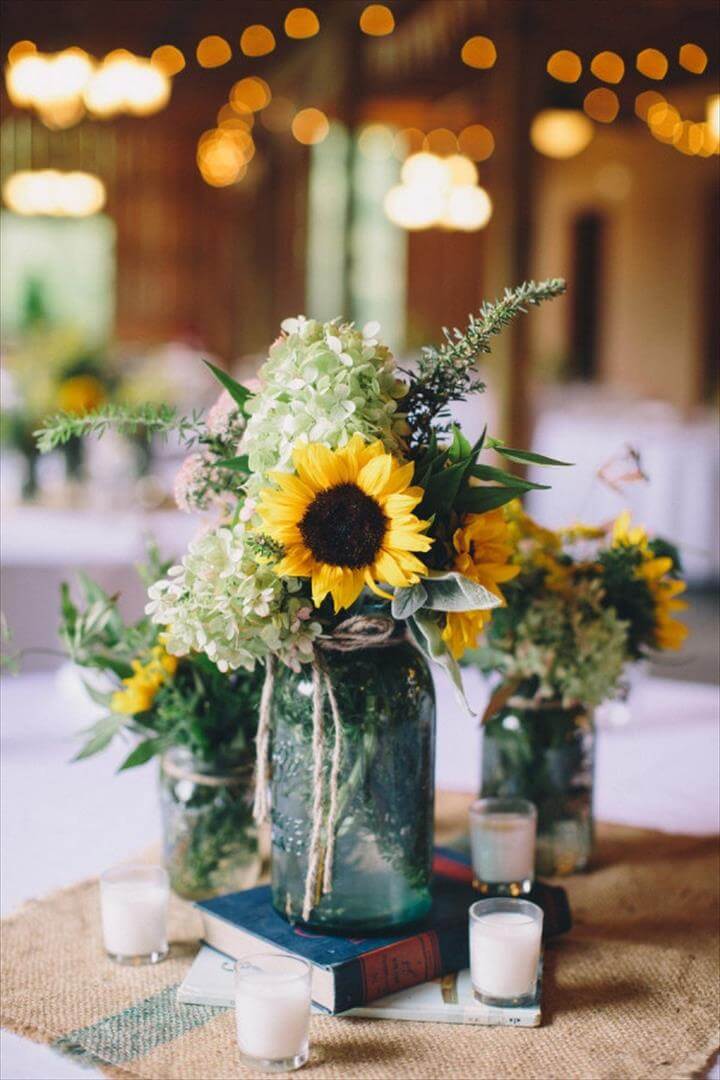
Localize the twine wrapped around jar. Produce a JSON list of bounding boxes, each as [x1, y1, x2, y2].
[[253, 615, 405, 920]]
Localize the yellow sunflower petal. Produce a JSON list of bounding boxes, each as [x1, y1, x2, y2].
[[356, 453, 393, 497]]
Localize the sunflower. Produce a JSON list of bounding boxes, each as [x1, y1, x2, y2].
[[612, 510, 688, 650], [441, 509, 520, 659], [258, 434, 433, 612]]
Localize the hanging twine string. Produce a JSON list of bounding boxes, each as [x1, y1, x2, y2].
[[252, 614, 404, 921]]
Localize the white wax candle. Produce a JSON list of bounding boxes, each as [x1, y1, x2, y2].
[[100, 870, 168, 959], [235, 971, 310, 1061], [470, 812, 536, 884], [470, 911, 542, 1000]]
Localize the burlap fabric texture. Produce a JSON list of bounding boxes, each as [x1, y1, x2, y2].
[[1, 792, 718, 1080]]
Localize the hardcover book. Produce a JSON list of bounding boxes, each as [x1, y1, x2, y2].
[[194, 848, 569, 1014], [178, 945, 543, 1027]]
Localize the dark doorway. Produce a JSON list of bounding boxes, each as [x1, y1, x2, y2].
[[570, 211, 605, 381]]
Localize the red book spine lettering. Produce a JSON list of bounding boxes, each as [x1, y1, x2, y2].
[[358, 931, 442, 1003]]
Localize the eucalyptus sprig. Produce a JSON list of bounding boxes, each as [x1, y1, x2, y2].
[[403, 278, 566, 451], [34, 403, 206, 454]]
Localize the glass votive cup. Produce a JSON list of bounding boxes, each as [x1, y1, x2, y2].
[[469, 797, 537, 896], [100, 864, 169, 965], [469, 897, 543, 1007], [235, 952, 312, 1073]]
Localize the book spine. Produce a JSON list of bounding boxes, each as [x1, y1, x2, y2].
[[332, 925, 469, 1013]]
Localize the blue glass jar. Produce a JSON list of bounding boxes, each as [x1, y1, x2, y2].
[[270, 640, 436, 932]]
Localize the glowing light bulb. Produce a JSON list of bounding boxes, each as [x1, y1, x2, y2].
[[530, 109, 593, 159]]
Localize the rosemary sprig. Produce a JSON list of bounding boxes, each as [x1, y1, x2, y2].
[[34, 403, 205, 454], [404, 278, 566, 451]]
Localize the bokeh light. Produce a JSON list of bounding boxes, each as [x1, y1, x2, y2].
[[261, 96, 295, 132], [7, 40, 36, 65], [359, 5, 395, 37], [358, 124, 395, 160], [707, 95, 720, 142], [583, 88, 620, 123], [196, 36, 231, 68], [635, 90, 665, 121], [461, 36, 497, 70], [546, 50, 582, 83], [151, 45, 185, 76], [530, 109, 594, 158], [384, 183, 446, 230], [445, 154, 479, 186], [636, 48, 668, 80], [393, 128, 425, 159], [284, 8, 320, 40], [84, 53, 170, 117], [231, 77, 272, 112], [424, 128, 458, 156], [678, 43, 708, 74], [3, 169, 106, 216], [441, 185, 492, 231], [458, 124, 495, 161], [240, 25, 276, 57], [590, 51, 625, 84], [647, 102, 681, 143], [291, 107, 330, 145]]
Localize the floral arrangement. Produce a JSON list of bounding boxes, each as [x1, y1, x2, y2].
[[475, 503, 688, 709]]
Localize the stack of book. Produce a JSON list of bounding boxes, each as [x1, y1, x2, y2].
[[179, 848, 571, 1027]]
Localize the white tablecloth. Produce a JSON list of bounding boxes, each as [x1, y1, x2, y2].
[[1, 668, 718, 1078]]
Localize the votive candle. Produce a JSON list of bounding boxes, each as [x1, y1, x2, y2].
[[235, 953, 312, 1073], [469, 797, 537, 895], [469, 898, 543, 1006], [100, 864, 169, 965]]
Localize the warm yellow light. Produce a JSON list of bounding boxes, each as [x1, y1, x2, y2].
[[261, 96, 295, 132], [460, 36, 497, 70], [546, 50, 582, 83], [441, 185, 492, 231], [424, 128, 457, 156], [284, 7, 320, 39], [583, 88, 619, 124], [240, 25, 276, 57], [393, 127, 425, 159], [635, 90, 665, 121], [458, 124, 494, 161], [196, 36, 231, 68], [84, 54, 170, 118], [3, 169, 106, 216], [590, 51, 624, 84], [218, 103, 254, 129], [678, 43, 708, 75], [530, 109, 594, 159], [7, 40, 36, 65], [445, 154, 478, 186], [38, 98, 86, 130], [647, 102, 681, 144], [358, 124, 395, 160], [697, 120, 719, 157], [197, 128, 253, 187], [707, 95, 720, 142], [231, 77, 272, 113], [151, 45, 185, 76], [401, 152, 450, 191], [636, 48, 668, 80], [359, 4, 395, 37], [384, 183, 445, 230], [291, 107, 329, 145]]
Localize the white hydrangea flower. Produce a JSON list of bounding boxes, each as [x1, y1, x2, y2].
[[240, 317, 407, 486], [146, 523, 321, 672]]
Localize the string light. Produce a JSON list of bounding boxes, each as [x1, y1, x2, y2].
[[460, 36, 497, 70], [678, 44, 707, 74], [458, 124, 494, 161], [424, 128, 457, 155], [231, 77, 272, 112], [359, 5, 395, 37], [386, 152, 492, 231], [546, 50, 582, 83], [530, 110, 593, 158], [583, 88, 619, 123], [3, 170, 106, 216], [240, 25, 276, 57], [291, 107, 329, 144], [7, 40, 36, 64], [393, 128, 425, 159], [441, 185, 492, 231], [635, 90, 665, 121], [636, 48, 668, 80], [707, 95, 720, 142], [590, 51, 624, 84], [196, 36, 231, 68], [151, 45, 185, 76], [84, 53, 170, 117], [284, 8, 320, 39]]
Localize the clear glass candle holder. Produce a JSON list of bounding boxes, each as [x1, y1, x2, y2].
[[469, 897, 543, 1007], [100, 864, 169, 965], [469, 797, 537, 896], [235, 953, 312, 1073]]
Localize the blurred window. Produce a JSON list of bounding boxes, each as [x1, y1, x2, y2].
[[570, 211, 605, 381], [306, 122, 350, 322], [0, 211, 115, 343]]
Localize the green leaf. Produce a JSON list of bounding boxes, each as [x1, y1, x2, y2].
[[72, 715, 122, 761], [455, 487, 519, 513], [85, 655, 134, 679], [470, 464, 550, 490], [421, 457, 473, 517], [80, 678, 115, 707], [391, 582, 428, 620], [423, 571, 502, 613], [408, 613, 473, 715], [488, 441, 572, 467], [214, 454, 249, 472], [448, 425, 472, 464], [118, 737, 163, 771], [203, 361, 251, 412]]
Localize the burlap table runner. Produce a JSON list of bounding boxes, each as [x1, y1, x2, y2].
[[2, 792, 718, 1080]]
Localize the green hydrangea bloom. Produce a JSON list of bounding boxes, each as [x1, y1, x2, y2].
[[241, 316, 407, 485], [146, 523, 321, 672]]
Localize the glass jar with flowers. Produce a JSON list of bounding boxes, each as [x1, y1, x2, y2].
[[474, 506, 688, 875], [40, 279, 569, 931]]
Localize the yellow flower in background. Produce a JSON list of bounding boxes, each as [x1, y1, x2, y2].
[[56, 374, 106, 415], [441, 509, 519, 659], [111, 645, 178, 716], [612, 509, 649, 550], [560, 522, 606, 542], [638, 557, 689, 651], [258, 433, 433, 612], [505, 500, 561, 558]]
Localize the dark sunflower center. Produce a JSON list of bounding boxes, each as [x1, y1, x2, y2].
[[299, 483, 387, 568]]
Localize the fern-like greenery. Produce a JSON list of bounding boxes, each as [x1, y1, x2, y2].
[[404, 278, 566, 451], [34, 403, 205, 454]]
